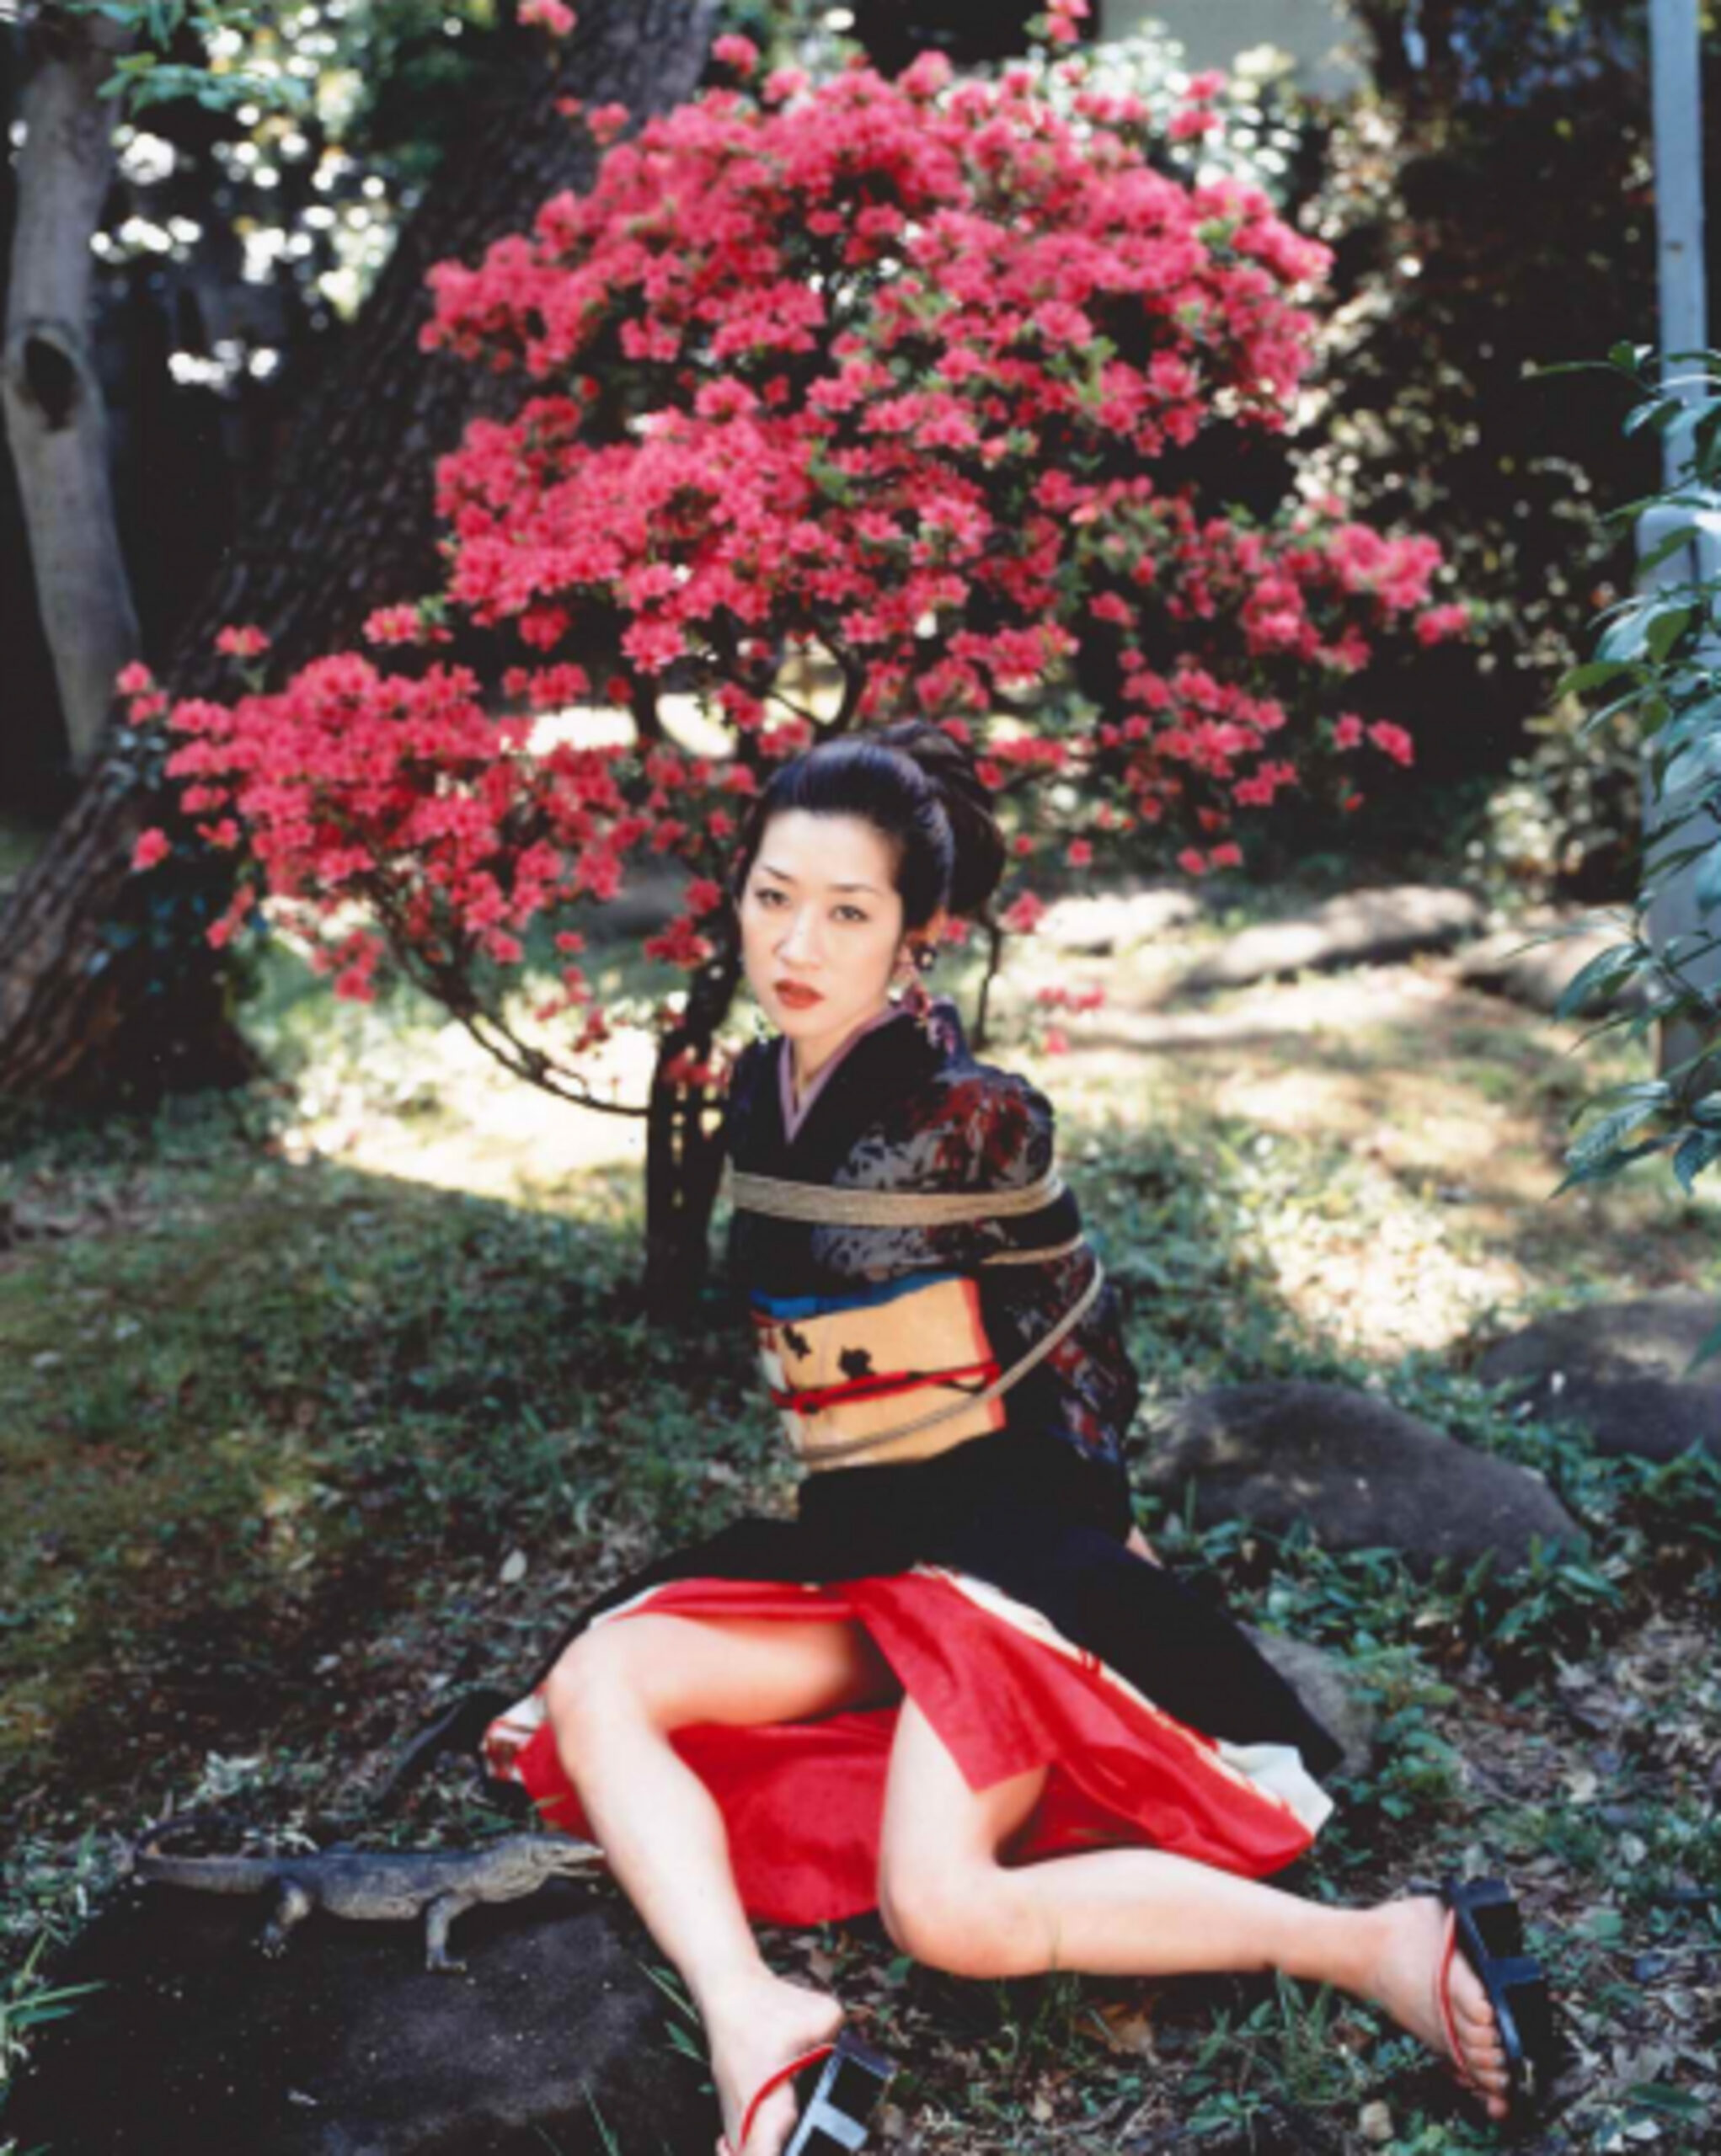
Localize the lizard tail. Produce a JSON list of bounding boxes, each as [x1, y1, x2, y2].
[[373, 1687, 515, 1812], [126, 1802, 252, 1870], [136, 1851, 286, 1893]]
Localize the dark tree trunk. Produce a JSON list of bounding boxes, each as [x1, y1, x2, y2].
[[643, 942, 745, 1326], [2, 5, 142, 778], [0, 0, 719, 1109]]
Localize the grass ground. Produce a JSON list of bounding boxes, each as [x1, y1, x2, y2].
[[3, 895, 1718, 2154]]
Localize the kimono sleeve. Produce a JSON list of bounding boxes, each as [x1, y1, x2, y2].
[[970, 1071, 1143, 1490], [959, 1070, 1073, 1264], [972, 1070, 1058, 1193]]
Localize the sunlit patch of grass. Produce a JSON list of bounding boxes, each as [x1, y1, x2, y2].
[[239, 934, 458, 1088], [1045, 970, 1720, 1364]]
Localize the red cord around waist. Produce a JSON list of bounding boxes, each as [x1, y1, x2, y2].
[[769, 1357, 1000, 1415]]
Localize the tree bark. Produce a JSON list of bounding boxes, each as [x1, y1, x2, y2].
[[643, 942, 744, 1325], [0, 0, 720, 1109], [2, 5, 142, 776]]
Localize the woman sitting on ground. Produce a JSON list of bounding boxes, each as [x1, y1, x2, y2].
[[478, 720, 1553, 2156]]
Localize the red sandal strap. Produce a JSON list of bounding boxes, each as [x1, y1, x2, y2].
[[736, 2041, 836, 2153]]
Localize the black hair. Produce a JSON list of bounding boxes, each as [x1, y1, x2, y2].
[[724, 720, 1007, 938]]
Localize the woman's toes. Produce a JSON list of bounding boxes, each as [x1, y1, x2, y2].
[[1438, 1925, 1510, 2079], [1366, 1895, 1521, 2116], [706, 1978, 845, 2156], [1457, 2015, 1508, 2091]]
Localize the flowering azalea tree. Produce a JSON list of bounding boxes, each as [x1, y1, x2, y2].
[[133, 1, 1464, 1316]]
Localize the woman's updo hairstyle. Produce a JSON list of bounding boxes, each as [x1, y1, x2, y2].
[[725, 719, 1007, 938]]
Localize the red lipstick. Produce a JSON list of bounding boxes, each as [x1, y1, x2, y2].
[[775, 979, 824, 1008]]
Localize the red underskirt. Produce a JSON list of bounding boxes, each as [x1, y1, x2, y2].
[[484, 1569, 1320, 1928]]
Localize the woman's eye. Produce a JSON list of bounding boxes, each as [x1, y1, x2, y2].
[[754, 889, 865, 924]]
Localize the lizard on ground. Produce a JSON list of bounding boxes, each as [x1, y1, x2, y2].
[[131, 1831, 604, 1972]]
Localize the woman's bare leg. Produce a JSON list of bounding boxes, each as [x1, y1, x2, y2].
[[543, 1609, 900, 2156], [875, 1698, 1515, 2121]]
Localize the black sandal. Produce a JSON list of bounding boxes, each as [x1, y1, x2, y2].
[[1436, 1876, 1558, 2121], [720, 2025, 895, 2155]]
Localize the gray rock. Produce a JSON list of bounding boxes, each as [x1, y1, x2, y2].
[[1139, 1380, 1580, 1576], [1477, 1294, 1721, 1462], [1456, 914, 1651, 1017], [1243, 1629, 1376, 1778], [5, 1876, 714, 2155], [1177, 886, 1483, 993]]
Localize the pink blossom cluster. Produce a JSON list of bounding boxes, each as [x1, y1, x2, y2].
[[1040, 0, 1090, 49], [116, 656, 168, 723], [996, 891, 1045, 934], [150, 641, 676, 1006], [363, 604, 454, 647], [519, 0, 575, 35], [144, 51, 1461, 1070]]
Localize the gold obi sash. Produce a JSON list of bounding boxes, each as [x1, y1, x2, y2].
[[751, 1273, 1009, 1470], [730, 1167, 1106, 1472]]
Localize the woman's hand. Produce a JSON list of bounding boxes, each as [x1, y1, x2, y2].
[[1125, 1524, 1162, 1568]]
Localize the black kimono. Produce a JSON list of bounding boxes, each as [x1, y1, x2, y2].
[[482, 994, 1341, 1924]]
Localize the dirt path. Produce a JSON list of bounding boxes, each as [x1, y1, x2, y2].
[[1012, 938, 1718, 1361]]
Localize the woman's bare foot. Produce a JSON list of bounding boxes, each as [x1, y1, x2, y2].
[[705, 1972, 846, 2156], [1361, 1896, 1515, 2121]]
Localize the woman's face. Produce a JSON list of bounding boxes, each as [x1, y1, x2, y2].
[[738, 809, 914, 1075]]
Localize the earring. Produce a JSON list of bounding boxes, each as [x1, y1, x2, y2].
[[914, 944, 937, 974], [898, 945, 933, 1021]]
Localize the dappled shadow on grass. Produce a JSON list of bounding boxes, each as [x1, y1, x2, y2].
[[9, 1035, 1693, 1844], [1050, 969, 1720, 1360], [0, 1108, 771, 1838], [1061, 1113, 1312, 1409], [0, 1075, 1323, 1851]]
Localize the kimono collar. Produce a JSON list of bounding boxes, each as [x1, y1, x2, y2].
[[747, 993, 965, 1168], [781, 999, 909, 1142]]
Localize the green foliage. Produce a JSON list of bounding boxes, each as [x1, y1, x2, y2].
[[1182, 1976, 1373, 2131], [56, 0, 503, 122], [0, 1935, 103, 2099], [1475, 696, 1645, 904], [639, 1961, 708, 2079], [57, 0, 297, 115], [0, 1832, 116, 2143], [981, 1971, 1091, 2083], [0, 1092, 765, 1805], [1538, 344, 1721, 1238]]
